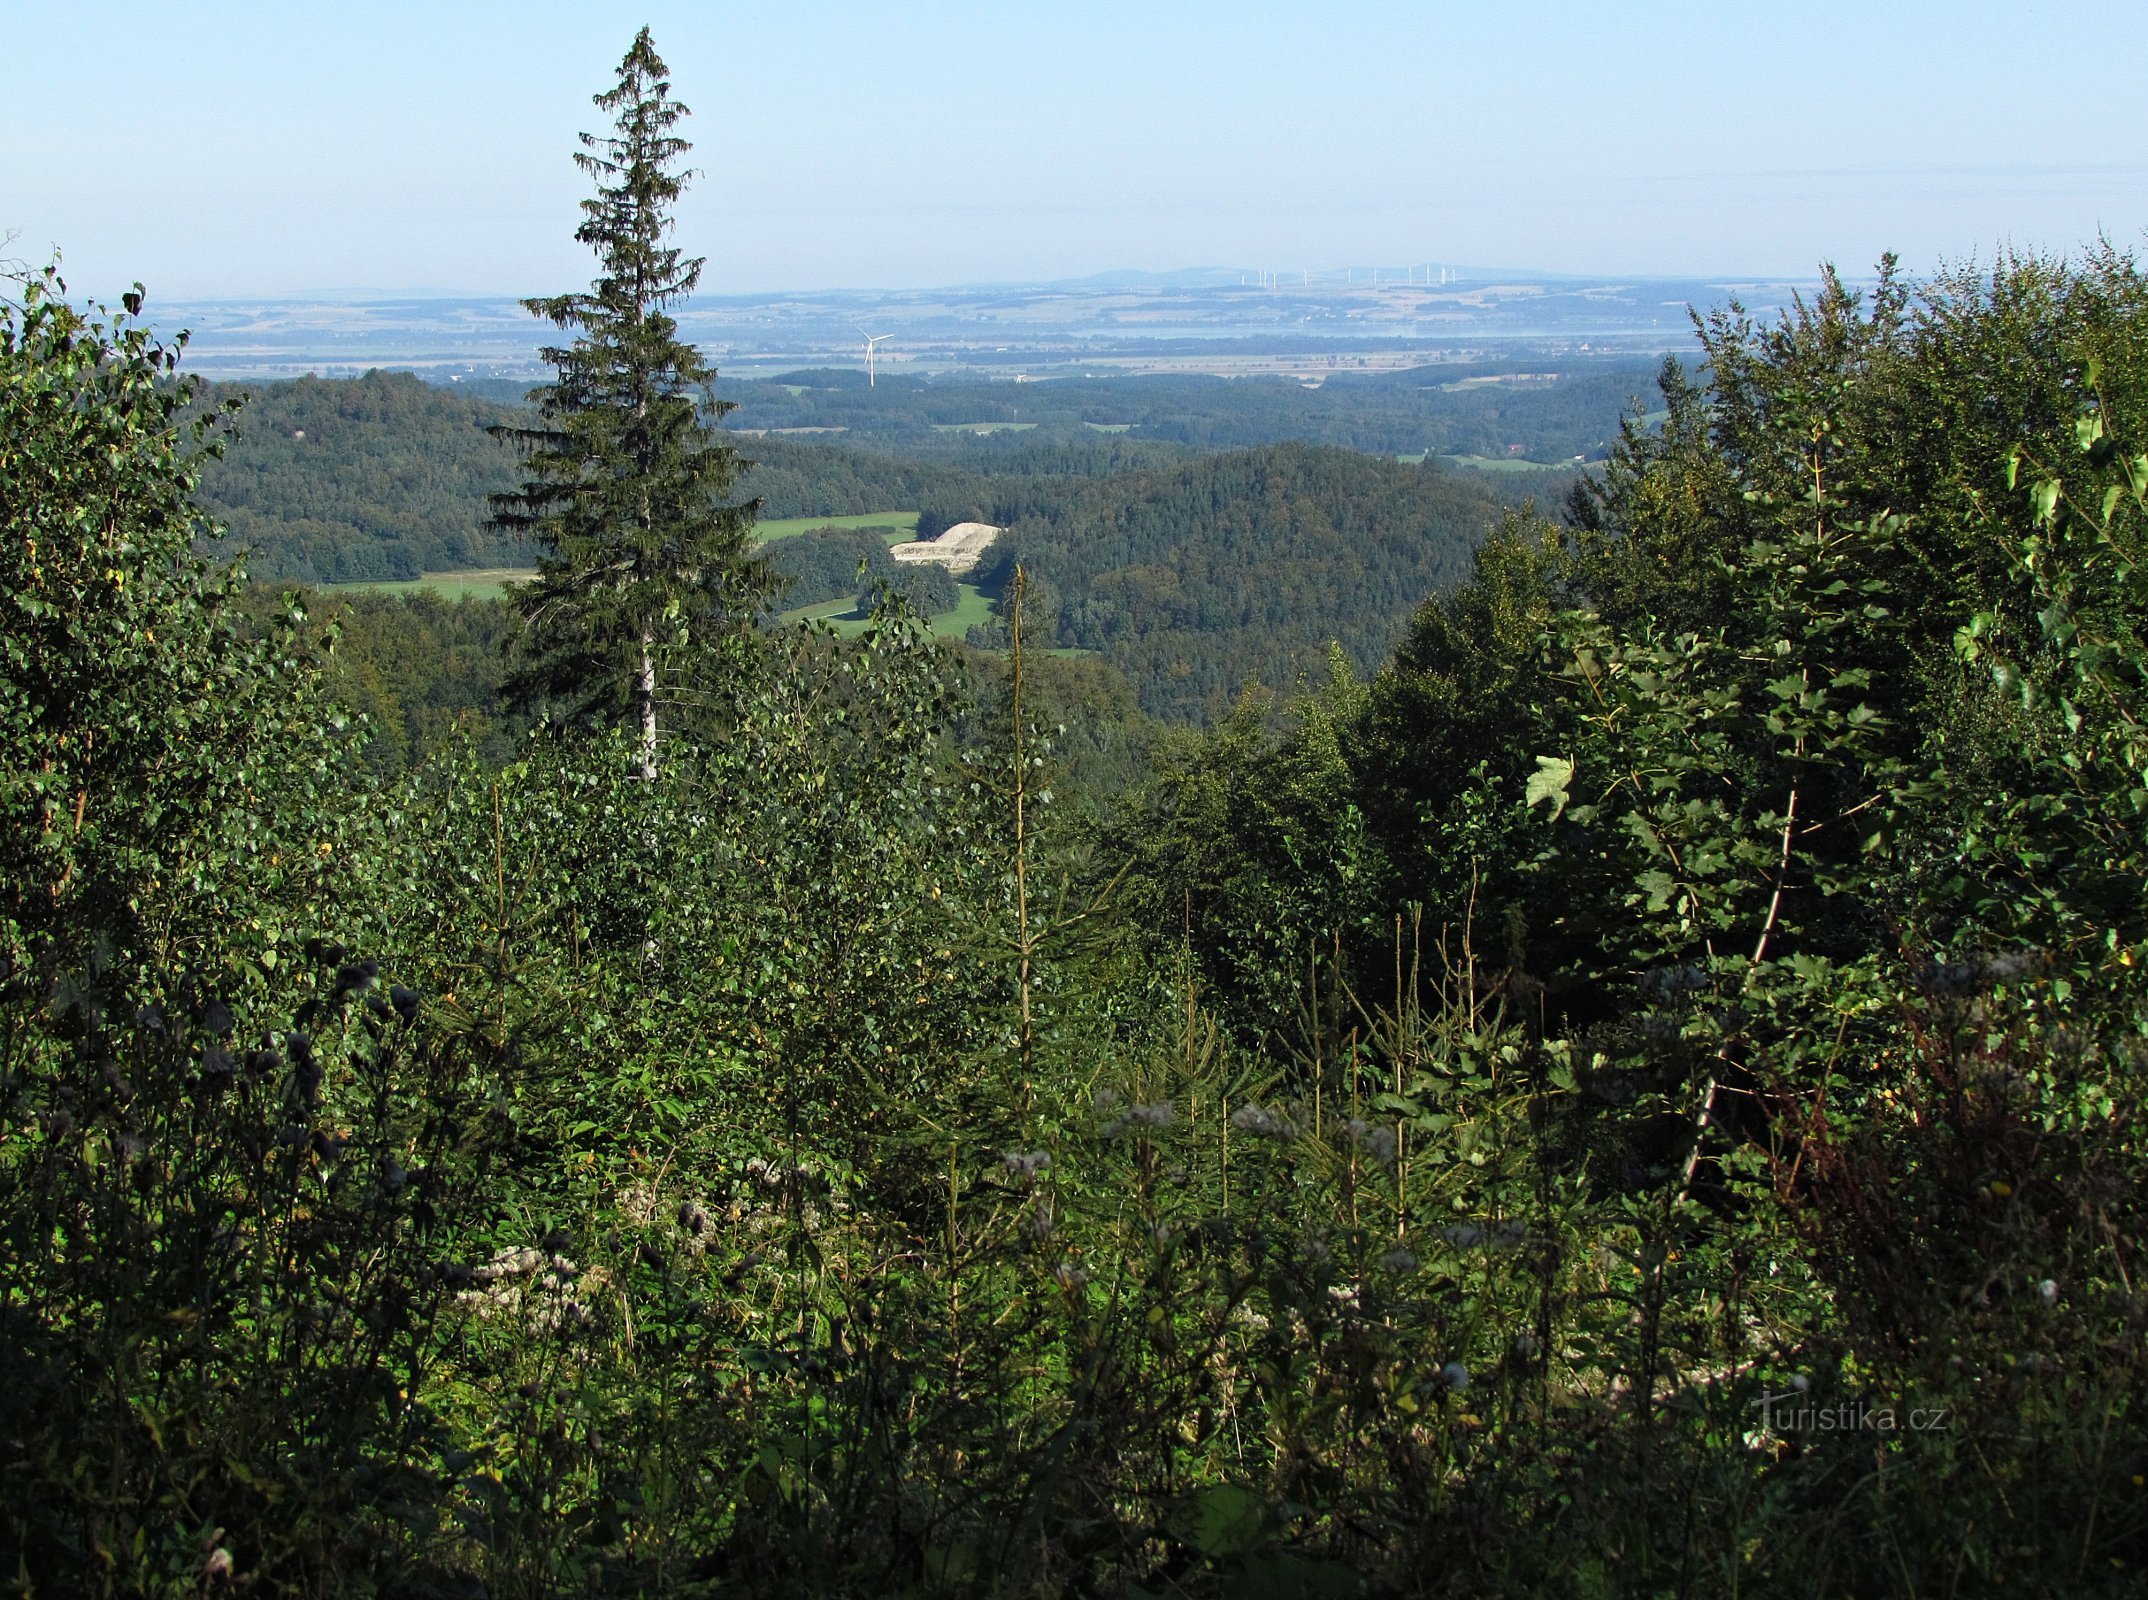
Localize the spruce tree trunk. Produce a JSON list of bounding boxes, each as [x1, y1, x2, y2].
[[638, 634, 657, 782]]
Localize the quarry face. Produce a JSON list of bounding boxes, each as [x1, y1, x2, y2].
[[890, 521, 1001, 575]]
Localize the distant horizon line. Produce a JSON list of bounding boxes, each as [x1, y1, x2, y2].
[[125, 264, 1854, 306]]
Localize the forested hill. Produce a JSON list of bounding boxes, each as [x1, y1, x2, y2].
[[191, 374, 1534, 723], [193, 372, 529, 582], [989, 444, 1510, 720], [189, 371, 1180, 581]]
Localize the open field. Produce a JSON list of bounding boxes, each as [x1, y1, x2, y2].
[[326, 518, 927, 602], [776, 595, 868, 634], [778, 581, 995, 643], [1442, 454, 1586, 473], [932, 583, 996, 640], [330, 568, 535, 601], [931, 422, 1038, 435], [750, 511, 919, 546]]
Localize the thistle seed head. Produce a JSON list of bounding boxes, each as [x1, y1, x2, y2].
[[1230, 1103, 1298, 1139], [334, 959, 379, 996]]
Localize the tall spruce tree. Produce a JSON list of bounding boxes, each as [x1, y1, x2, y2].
[[491, 28, 762, 779]]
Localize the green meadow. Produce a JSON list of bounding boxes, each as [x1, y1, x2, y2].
[[778, 580, 995, 642], [324, 515, 924, 603], [330, 567, 535, 601], [747, 511, 919, 546], [1441, 453, 1583, 472]]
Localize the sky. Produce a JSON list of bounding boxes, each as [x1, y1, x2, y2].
[[4, 0, 2146, 299]]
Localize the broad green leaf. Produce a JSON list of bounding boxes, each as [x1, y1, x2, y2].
[[1525, 754, 1574, 821]]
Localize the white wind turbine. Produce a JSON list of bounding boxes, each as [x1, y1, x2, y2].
[[859, 328, 894, 387]]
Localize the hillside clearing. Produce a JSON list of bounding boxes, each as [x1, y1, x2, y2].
[[1442, 454, 1586, 472], [749, 511, 919, 546], [330, 568, 535, 601], [778, 581, 995, 643]]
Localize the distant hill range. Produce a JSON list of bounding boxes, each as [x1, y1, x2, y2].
[[146, 268, 1812, 382]]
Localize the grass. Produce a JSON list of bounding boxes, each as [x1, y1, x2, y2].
[[330, 568, 536, 601], [931, 422, 1037, 435], [1437, 374, 1560, 392], [326, 514, 924, 603], [1082, 422, 1134, 433], [776, 595, 871, 635], [1442, 454, 1586, 473], [932, 583, 996, 641], [750, 512, 919, 547], [778, 581, 997, 644], [334, 519, 974, 634]]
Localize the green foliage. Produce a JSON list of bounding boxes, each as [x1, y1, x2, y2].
[[0, 951, 515, 1598], [860, 560, 960, 620], [292, 586, 527, 775], [995, 442, 1508, 720], [11, 216, 2148, 1600], [0, 267, 337, 991], [194, 370, 529, 581], [759, 525, 904, 609], [0, 265, 504, 1597], [1107, 250, 2148, 1593], [756, 524, 957, 619]]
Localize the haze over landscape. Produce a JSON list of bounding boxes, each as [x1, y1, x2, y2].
[[8, 0, 2146, 302], [9, 6, 2148, 1596]]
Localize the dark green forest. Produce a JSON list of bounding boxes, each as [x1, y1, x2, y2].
[[193, 373, 534, 582], [981, 444, 1509, 720], [9, 214, 2148, 1600], [760, 527, 962, 617], [191, 367, 1585, 590], [193, 372, 1544, 725], [298, 591, 529, 773], [488, 360, 1649, 461]]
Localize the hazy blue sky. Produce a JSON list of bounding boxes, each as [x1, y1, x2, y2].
[[5, 0, 2145, 298]]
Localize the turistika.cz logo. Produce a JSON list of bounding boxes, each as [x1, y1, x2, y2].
[[1753, 1383, 1950, 1434]]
